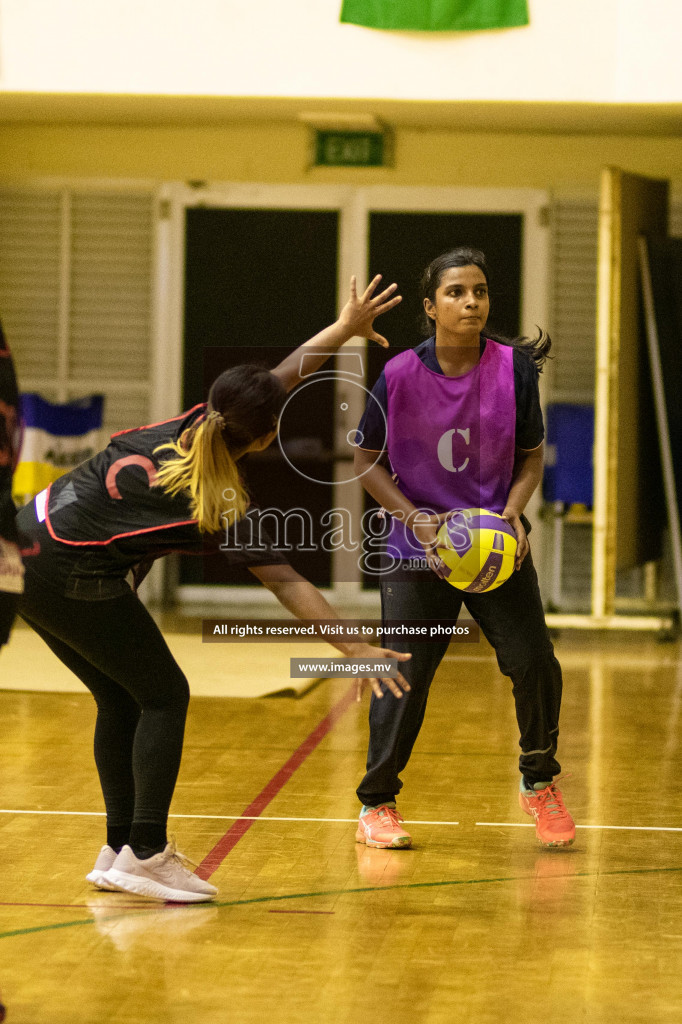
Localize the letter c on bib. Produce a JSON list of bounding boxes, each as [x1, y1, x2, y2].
[[437, 428, 470, 473], [106, 455, 157, 499]]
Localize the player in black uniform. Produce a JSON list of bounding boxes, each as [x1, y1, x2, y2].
[[0, 321, 21, 1024], [16, 276, 411, 903], [0, 321, 23, 647]]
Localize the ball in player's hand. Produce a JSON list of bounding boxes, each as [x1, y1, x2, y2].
[[436, 508, 517, 593]]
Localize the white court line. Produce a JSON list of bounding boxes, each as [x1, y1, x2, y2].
[[0, 809, 458, 825], [477, 822, 682, 833], [0, 809, 104, 816], [0, 809, 360, 824], [2, 808, 682, 831]]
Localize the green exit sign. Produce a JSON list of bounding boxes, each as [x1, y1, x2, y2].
[[315, 130, 386, 167]]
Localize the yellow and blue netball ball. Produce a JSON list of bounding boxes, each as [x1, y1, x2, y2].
[[436, 508, 517, 593]]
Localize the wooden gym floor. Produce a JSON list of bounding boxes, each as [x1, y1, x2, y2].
[[1, 629, 682, 1024]]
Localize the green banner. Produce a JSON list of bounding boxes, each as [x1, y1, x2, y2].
[[340, 0, 529, 31]]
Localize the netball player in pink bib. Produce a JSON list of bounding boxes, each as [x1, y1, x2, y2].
[[16, 276, 412, 903], [353, 248, 575, 850]]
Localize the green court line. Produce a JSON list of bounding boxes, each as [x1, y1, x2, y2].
[[2, 864, 682, 941]]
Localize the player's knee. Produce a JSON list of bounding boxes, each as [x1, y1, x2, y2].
[[497, 642, 558, 681], [143, 671, 190, 714], [169, 673, 191, 712]]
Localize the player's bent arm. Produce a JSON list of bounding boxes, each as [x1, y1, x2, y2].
[[248, 564, 344, 625], [248, 563, 410, 701], [504, 442, 544, 518], [354, 448, 416, 525], [502, 442, 544, 568], [271, 276, 401, 393], [271, 320, 355, 394]]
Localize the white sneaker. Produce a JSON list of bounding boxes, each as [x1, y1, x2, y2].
[[101, 842, 218, 903], [86, 844, 118, 890]]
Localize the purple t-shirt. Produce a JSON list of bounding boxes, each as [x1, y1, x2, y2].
[[356, 337, 543, 452], [370, 339, 519, 558]]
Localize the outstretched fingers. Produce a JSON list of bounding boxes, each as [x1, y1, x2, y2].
[[355, 673, 406, 703], [378, 670, 409, 700], [362, 276, 402, 309], [371, 285, 402, 313], [355, 676, 381, 702], [354, 650, 411, 703], [360, 273, 384, 303], [374, 294, 403, 318]]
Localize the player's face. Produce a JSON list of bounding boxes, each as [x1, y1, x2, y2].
[[424, 265, 489, 339]]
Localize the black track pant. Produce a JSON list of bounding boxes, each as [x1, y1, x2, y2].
[[357, 551, 562, 806], [19, 559, 189, 846], [0, 591, 18, 647]]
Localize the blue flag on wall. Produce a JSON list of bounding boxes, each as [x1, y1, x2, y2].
[[13, 393, 104, 504]]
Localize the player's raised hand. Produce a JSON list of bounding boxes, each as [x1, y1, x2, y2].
[[338, 275, 402, 347]]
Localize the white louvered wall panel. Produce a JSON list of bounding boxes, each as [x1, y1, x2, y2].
[[549, 197, 599, 403], [0, 186, 155, 436], [69, 193, 153, 394], [550, 194, 682, 407], [101, 391, 152, 437], [548, 193, 679, 405], [547, 193, 682, 611], [0, 190, 62, 383], [545, 196, 598, 610]]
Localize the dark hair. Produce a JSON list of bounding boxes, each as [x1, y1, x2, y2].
[[154, 365, 287, 534], [419, 246, 552, 370], [208, 365, 287, 452]]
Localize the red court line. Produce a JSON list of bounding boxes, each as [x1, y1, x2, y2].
[[195, 684, 357, 881]]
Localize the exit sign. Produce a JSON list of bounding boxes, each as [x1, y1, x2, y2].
[[315, 130, 386, 167]]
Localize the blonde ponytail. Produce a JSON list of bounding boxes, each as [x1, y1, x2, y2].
[[153, 414, 247, 533]]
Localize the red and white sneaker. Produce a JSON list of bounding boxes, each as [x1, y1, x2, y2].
[[519, 779, 575, 848], [355, 804, 412, 849]]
